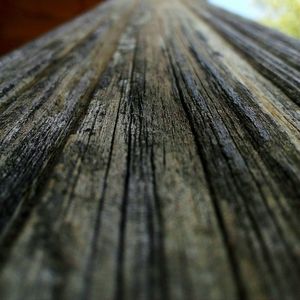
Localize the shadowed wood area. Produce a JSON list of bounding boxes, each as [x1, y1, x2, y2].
[[0, 0, 300, 299]]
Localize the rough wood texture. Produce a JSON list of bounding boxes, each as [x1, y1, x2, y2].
[[0, 0, 300, 299]]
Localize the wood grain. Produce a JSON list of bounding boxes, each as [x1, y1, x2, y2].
[[0, 0, 299, 299]]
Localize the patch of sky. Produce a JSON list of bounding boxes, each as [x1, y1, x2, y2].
[[209, 0, 265, 20]]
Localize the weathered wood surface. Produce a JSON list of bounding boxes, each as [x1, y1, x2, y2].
[[0, 0, 300, 299]]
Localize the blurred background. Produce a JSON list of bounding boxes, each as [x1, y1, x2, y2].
[[0, 0, 299, 56], [210, 0, 300, 38], [0, 0, 104, 55]]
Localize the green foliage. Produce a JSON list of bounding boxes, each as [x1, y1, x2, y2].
[[258, 0, 300, 38]]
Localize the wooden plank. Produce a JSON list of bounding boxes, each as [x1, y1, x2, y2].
[[0, 0, 136, 231], [188, 1, 300, 106], [0, 0, 299, 299]]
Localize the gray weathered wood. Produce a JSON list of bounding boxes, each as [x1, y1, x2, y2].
[[0, 0, 299, 299]]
